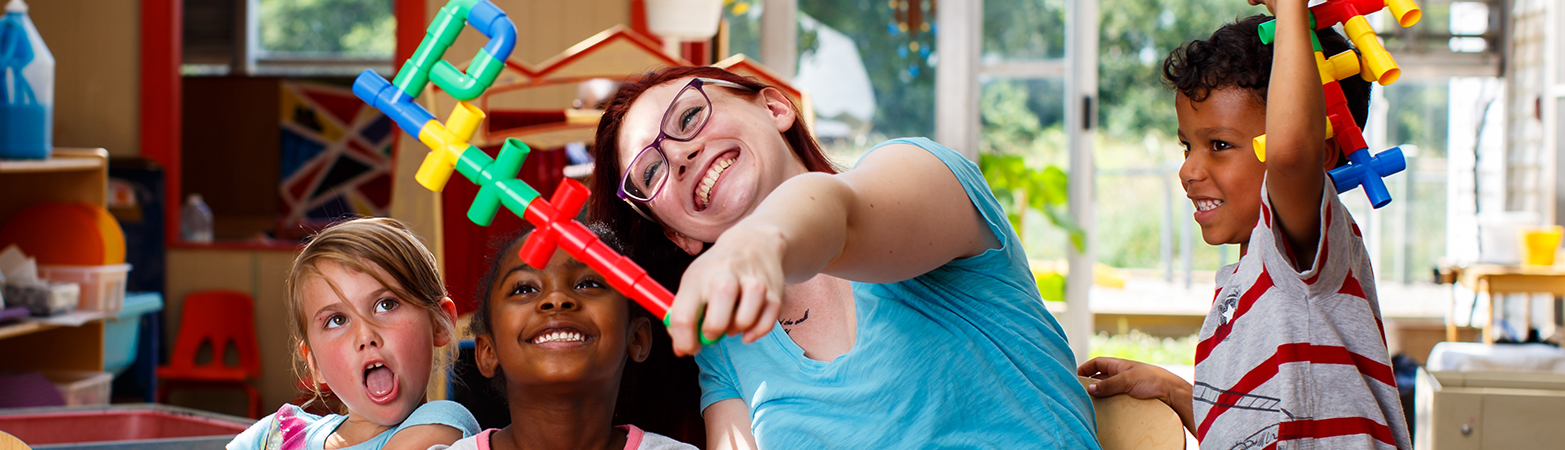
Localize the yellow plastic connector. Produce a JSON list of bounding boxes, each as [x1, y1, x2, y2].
[[1344, 15, 1399, 85], [1254, 135, 1267, 162], [1384, 0, 1422, 28], [1318, 50, 1361, 84], [1252, 122, 1335, 163], [414, 101, 486, 191]]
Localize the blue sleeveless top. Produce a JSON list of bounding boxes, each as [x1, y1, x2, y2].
[[695, 138, 1099, 448]]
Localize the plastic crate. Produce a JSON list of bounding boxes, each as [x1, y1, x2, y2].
[[0, 404, 252, 449], [38, 264, 130, 314], [40, 371, 112, 406], [103, 292, 162, 376]]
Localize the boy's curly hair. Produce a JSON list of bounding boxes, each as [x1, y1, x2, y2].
[[1163, 14, 1371, 129]]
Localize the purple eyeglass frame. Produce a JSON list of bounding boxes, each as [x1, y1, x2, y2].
[[616, 77, 751, 220]]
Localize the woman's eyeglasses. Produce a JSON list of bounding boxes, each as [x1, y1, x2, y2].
[[617, 77, 752, 211]]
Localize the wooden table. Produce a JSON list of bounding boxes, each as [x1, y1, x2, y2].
[[1438, 264, 1565, 344]]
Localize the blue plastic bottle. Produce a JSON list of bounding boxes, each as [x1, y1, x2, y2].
[[0, 0, 53, 160]]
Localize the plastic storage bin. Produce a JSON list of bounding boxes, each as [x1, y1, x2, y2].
[[103, 292, 162, 376], [38, 264, 129, 314], [0, 404, 252, 449], [41, 370, 112, 406]]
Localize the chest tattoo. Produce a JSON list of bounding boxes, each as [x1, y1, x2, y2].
[[780, 309, 810, 334]]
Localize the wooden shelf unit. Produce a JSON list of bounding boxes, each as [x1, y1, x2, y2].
[[0, 148, 110, 371]]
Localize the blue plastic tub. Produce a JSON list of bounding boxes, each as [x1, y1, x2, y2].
[[103, 292, 161, 376]]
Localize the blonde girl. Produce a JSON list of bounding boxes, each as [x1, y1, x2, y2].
[[229, 218, 478, 450]]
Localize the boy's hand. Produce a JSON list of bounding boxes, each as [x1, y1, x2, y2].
[[1077, 357, 1183, 399], [1078, 357, 1197, 435]]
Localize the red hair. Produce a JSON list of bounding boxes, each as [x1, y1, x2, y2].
[[588, 66, 836, 265]]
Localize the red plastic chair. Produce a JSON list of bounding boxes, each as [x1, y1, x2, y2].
[[156, 290, 263, 418]]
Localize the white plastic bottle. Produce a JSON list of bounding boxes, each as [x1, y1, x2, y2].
[[181, 194, 214, 243], [0, 0, 54, 159]]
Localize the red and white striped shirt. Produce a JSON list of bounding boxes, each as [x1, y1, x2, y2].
[[1193, 177, 1410, 449]]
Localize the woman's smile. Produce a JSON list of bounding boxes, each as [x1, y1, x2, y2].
[[694, 149, 741, 211]]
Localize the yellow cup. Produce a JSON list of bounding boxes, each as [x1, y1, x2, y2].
[[1521, 226, 1564, 266]]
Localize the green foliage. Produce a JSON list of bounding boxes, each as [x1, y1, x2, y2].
[[1035, 271, 1066, 302], [983, 0, 1067, 60], [980, 153, 1084, 251], [723, 1, 762, 60], [261, 0, 395, 56], [1097, 0, 1257, 139], [972, 0, 1272, 270], [1089, 331, 1198, 365], [1385, 82, 1450, 158], [978, 78, 1081, 252], [800, 0, 936, 138]]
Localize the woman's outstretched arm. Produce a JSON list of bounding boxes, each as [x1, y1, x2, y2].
[[665, 142, 997, 354]]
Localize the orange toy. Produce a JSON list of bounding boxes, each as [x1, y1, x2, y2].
[[0, 202, 126, 265]]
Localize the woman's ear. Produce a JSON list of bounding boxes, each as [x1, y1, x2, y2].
[[628, 316, 653, 363], [759, 87, 797, 133], [301, 342, 327, 385], [474, 334, 500, 378], [433, 297, 458, 347], [663, 228, 706, 255]]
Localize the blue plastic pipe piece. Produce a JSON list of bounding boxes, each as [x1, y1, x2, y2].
[[1328, 147, 1406, 208], [354, 70, 436, 136]]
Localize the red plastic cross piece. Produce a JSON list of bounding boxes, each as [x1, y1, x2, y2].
[[516, 178, 676, 318]]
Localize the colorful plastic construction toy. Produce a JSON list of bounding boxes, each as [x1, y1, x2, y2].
[[1251, 0, 1419, 208], [352, 0, 710, 343], [1308, 0, 1421, 85]]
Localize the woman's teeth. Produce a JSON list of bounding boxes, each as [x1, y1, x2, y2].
[[532, 330, 586, 344], [1195, 199, 1223, 212], [697, 157, 736, 208]]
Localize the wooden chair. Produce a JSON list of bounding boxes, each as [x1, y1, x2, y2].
[[1078, 376, 1186, 450]]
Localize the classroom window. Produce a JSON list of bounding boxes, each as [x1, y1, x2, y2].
[[796, 0, 938, 162], [183, 0, 395, 76]]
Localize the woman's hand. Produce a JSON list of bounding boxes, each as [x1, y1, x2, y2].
[[666, 224, 788, 356], [1078, 356, 1197, 434]]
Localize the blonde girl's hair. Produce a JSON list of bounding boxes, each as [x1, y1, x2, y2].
[[285, 217, 453, 405]]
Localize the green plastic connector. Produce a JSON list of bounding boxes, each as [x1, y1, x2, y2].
[[393, 0, 479, 98], [433, 50, 505, 102], [664, 311, 722, 346], [467, 140, 539, 226], [454, 145, 495, 181], [1257, 14, 1321, 51]]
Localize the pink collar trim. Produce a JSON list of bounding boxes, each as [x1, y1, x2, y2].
[[616, 424, 645, 450], [476, 428, 498, 450]]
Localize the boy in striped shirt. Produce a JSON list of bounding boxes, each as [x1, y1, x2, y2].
[[1078, 1, 1410, 448]]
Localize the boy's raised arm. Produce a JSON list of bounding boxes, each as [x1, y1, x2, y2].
[[1256, 0, 1330, 268]]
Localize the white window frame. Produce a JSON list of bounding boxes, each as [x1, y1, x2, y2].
[[931, 0, 1096, 361]]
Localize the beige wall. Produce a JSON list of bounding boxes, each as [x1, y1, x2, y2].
[[28, 0, 142, 158], [165, 248, 299, 415]]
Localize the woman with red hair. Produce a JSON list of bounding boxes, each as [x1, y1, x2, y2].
[[588, 66, 1099, 449]]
